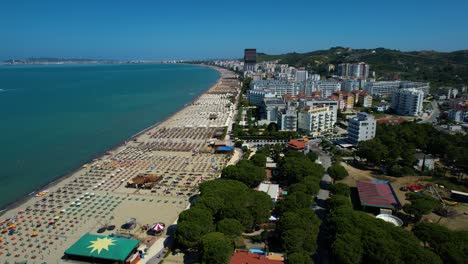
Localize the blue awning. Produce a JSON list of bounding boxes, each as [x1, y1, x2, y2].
[[216, 146, 234, 152]]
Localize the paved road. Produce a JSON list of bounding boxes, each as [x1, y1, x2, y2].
[[310, 141, 332, 264], [307, 140, 332, 169], [144, 241, 168, 264]]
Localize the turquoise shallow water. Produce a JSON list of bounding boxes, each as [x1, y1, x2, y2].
[[0, 63, 219, 209]]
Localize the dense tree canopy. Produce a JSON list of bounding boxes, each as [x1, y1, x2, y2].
[[241, 77, 252, 94], [280, 152, 324, 184], [267, 122, 278, 133], [356, 123, 468, 175], [250, 153, 267, 167], [200, 232, 234, 264], [329, 183, 351, 197], [403, 193, 442, 222], [273, 151, 323, 261], [198, 180, 273, 229], [277, 191, 314, 213], [221, 160, 265, 187], [328, 195, 442, 264], [412, 222, 468, 264], [327, 164, 349, 183], [355, 140, 389, 165], [306, 151, 318, 162], [216, 218, 244, 238], [278, 209, 320, 255], [287, 251, 314, 264], [175, 206, 214, 249], [175, 220, 213, 249], [300, 176, 321, 195], [176, 180, 273, 251]]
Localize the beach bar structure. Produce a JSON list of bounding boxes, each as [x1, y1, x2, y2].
[[126, 173, 161, 189], [356, 180, 401, 210], [64, 234, 140, 263]]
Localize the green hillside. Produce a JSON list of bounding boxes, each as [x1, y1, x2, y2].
[[257, 47, 468, 87]]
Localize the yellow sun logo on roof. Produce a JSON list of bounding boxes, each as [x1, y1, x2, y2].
[[87, 237, 116, 254]]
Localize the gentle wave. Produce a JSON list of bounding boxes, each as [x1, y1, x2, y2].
[[0, 89, 17, 93]]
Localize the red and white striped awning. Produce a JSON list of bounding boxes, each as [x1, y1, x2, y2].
[[151, 223, 165, 232]]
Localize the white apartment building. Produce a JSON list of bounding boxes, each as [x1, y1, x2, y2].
[[341, 80, 360, 92], [309, 74, 321, 81], [317, 81, 341, 97], [274, 64, 289, 74], [347, 112, 376, 144], [295, 70, 309, 82], [298, 98, 339, 116], [400, 81, 430, 96], [301, 80, 341, 97], [247, 90, 276, 106], [298, 107, 336, 136], [251, 73, 263, 81], [261, 97, 286, 122], [250, 80, 299, 96], [352, 62, 370, 79], [448, 109, 467, 123], [364, 81, 401, 97], [364, 81, 430, 97], [277, 109, 297, 131], [336, 62, 370, 79], [391, 88, 424, 116]]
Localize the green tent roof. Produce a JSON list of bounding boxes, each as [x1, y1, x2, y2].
[[65, 234, 139, 261]]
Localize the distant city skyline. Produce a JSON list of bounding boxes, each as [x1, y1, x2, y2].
[[2, 0, 467, 60]]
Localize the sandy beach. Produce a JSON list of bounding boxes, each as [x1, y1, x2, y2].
[[0, 66, 240, 263]]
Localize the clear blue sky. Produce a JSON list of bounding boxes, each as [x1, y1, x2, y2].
[[2, 0, 467, 60]]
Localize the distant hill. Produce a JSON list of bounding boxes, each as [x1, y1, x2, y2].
[[257, 47, 468, 87]]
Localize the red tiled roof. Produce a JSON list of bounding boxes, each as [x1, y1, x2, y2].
[[230, 251, 283, 264], [286, 140, 305, 150], [356, 181, 399, 209]]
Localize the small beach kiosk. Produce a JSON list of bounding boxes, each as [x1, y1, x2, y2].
[[64, 234, 140, 263]]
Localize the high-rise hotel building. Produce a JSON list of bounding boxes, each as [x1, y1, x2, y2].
[[244, 49, 257, 72]]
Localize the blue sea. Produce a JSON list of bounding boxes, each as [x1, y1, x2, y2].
[[0, 63, 219, 209]]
